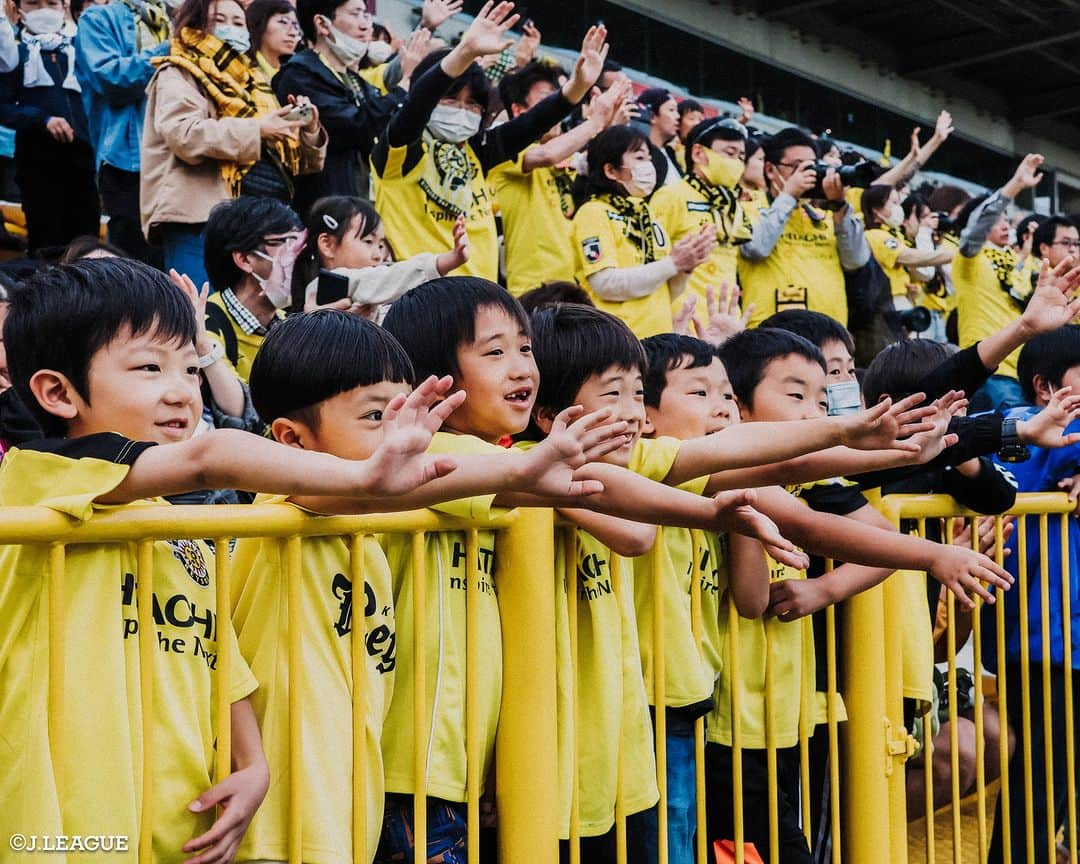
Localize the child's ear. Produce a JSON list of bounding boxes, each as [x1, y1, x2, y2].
[[232, 249, 257, 276], [316, 232, 338, 266], [270, 417, 311, 449], [642, 406, 656, 436], [533, 405, 557, 436], [1032, 374, 1055, 405], [28, 369, 81, 422]]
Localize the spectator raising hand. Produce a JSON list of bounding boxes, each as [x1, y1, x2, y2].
[[420, 0, 463, 31]]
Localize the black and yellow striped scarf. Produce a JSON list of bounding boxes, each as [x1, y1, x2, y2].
[[153, 28, 302, 195], [602, 193, 657, 262]]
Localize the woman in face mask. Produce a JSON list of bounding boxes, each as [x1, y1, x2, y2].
[[570, 124, 715, 338], [141, 0, 328, 286], [0, 0, 101, 256], [862, 182, 955, 313], [372, 4, 605, 283]]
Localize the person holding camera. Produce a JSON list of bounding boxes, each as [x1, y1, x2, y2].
[[954, 153, 1045, 412], [737, 126, 871, 328], [140, 0, 327, 285]]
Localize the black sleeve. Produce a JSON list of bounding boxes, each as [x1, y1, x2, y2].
[[384, 62, 454, 149], [941, 457, 1018, 514], [474, 88, 574, 173], [797, 482, 869, 516], [849, 412, 1005, 490], [0, 387, 42, 446], [19, 432, 156, 465], [913, 343, 992, 404]]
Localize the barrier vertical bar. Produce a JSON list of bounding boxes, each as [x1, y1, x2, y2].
[[286, 535, 303, 864], [1017, 517, 1037, 864], [824, 599, 842, 864], [495, 508, 559, 864], [349, 534, 368, 864], [567, 529, 581, 864], [214, 537, 232, 783], [613, 554, 629, 864], [1038, 515, 1057, 864], [690, 533, 706, 864], [970, 520, 987, 864], [918, 518, 936, 864], [995, 516, 1012, 864], [728, 599, 745, 864], [466, 529, 481, 864], [764, 617, 779, 864], [136, 539, 155, 864], [47, 544, 65, 808], [944, 519, 962, 864], [653, 527, 669, 864], [799, 613, 812, 848], [1060, 517, 1077, 864], [411, 532, 428, 862]]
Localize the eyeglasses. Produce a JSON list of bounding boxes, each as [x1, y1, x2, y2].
[[262, 233, 304, 248], [1051, 240, 1080, 249]]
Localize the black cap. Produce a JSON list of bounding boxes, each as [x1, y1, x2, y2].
[[685, 115, 747, 151], [636, 87, 674, 114]]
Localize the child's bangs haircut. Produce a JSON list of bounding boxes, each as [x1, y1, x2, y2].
[[249, 310, 414, 425], [381, 277, 529, 382], [716, 328, 825, 411], [861, 339, 956, 407], [529, 303, 645, 416], [758, 309, 855, 354], [1017, 325, 1080, 404], [4, 259, 196, 437], [641, 333, 716, 408]]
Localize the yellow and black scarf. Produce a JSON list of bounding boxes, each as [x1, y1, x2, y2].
[[984, 244, 1032, 309], [419, 132, 475, 217], [686, 173, 748, 244], [602, 193, 658, 262], [153, 28, 302, 196], [119, 0, 170, 52]]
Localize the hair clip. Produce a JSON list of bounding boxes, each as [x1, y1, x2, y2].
[[322, 214, 339, 231]]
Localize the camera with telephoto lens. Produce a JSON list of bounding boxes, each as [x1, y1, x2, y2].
[[898, 305, 931, 334], [933, 211, 956, 235], [807, 160, 881, 200]]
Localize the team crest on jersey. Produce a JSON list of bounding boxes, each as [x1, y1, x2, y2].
[[884, 237, 899, 250], [582, 236, 602, 263], [168, 539, 210, 588]]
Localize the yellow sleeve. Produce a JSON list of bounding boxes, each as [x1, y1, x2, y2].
[[649, 186, 685, 243], [866, 228, 902, 270], [425, 432, 515, 522], [573, 201, 625, 279], [627, 437, 707, 494], [377, 142, 413, 181]]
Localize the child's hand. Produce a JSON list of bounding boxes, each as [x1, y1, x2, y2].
[[1018, 255, 1080, 336], [838, 392, 937, 452], [437, 215, 470, 275], [710, 489, 810, 571], [1016, 386, 1080, 448], [364, 375, 466, 495], [521, 405, 629, 497], [950, 515, 1014, 558], [691, 282, 753, 347], [927, 544, 1013, 612], [672, 294, 696, 335], [170, 268, 214, 354], [182, 762, 269, 864], [456, 1, 518, 62], [903, 389, 965, 464], [767, 578, 831, 621]]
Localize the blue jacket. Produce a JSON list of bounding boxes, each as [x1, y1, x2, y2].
[[984, 406, 1080, 671], [0, 38, 89, 144], [74, 2, 168, 172]]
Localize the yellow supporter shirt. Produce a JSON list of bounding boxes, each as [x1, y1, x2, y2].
[[0, 435, 256, 862], [572, 196, 674, 338], [627, 437, 714, 708], [866, 226, 914, 299], [379, 432, 510, 802], [739, 200, 849, 328], [650, 177, 744, 302], [488, 146, 576, 296], [231, 497, 396, 864], [921, 233, 957, 316], [954, 244, 1037, 380], [373, 140, 498, 281], [358, 62, 390, 94], [204, 291, 283, 385]]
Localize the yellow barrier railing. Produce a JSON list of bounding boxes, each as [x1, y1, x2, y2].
[[0, 503, 557, 864]]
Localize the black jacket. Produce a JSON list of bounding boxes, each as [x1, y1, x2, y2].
[[272, 50, 406, 214]]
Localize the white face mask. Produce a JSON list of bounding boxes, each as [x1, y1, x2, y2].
[[882, 203, 904, 228], [22, 8, 64, 35], [427, 105, 482, 144], [826, 380, 862, 416], [319, 16, 368, 66], [624, 160, 657, 198], [212, 24, 250, 54], [251, 231, 307, 309], [366, 39, 393, 64]]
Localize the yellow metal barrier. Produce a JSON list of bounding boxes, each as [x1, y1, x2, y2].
[[0, 503, 557, 864]]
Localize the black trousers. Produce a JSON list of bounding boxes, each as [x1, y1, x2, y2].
[[98, 163, 161, 267], [15, 132, 99, 257]]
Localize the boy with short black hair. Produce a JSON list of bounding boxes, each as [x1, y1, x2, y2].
[[0, 258, 478, 861]]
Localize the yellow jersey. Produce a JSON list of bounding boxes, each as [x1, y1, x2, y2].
[[373, 139, 498, 281], [205, 291, 282, 384], [488, 146, 576, 296], [573, 195, 674, 338], [232, 496, 396, 864], [866, 226, 916, 299], [379, 432, 510, 802], [0, 435, 256, 862], [739, 200, 849, 328]]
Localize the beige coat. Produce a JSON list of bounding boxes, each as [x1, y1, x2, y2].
[[140, 64, 327, 240]]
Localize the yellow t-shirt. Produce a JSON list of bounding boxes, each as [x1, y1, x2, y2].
[[739, 201, 849, 328], [650, 178, 744, 301], [373, 140, 498, 281], [627, 438, 714, 708], [232, 496, 396, 864], [572, 196, 674, 338], [488, 147, 576, 296], [204, 291, 282, 385], [379, 432, 510, 802], [866, 226, 914, 299], [954, 245, 1037, 380], [0, 435, 256, 863], [920, 232, 956, 315], [358, 62, 390, 94]]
